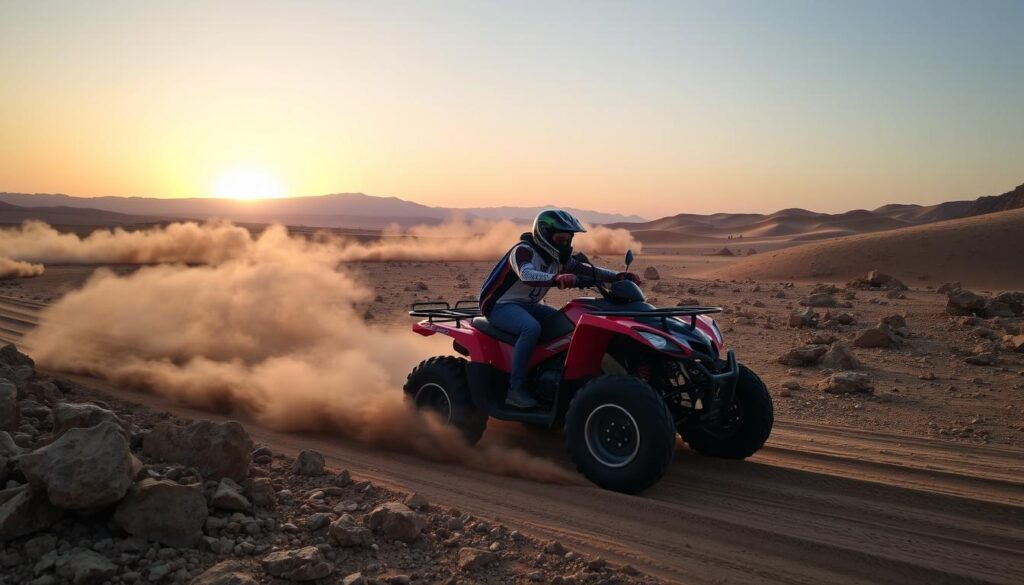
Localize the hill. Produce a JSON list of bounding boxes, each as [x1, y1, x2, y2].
[[695, 207, 1024, 289]]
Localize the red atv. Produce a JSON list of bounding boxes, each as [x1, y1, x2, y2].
[[404, 251, 773, 493]]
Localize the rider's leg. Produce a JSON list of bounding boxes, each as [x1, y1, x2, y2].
[[487, 302, 542, 408]]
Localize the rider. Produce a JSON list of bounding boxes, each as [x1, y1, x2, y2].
[[479, 209, 641, 409]]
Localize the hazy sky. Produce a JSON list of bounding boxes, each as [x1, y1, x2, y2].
[[1, 1, 1021, 217]]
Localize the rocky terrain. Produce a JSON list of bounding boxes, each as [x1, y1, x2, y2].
[[0, 345, 660, 585]]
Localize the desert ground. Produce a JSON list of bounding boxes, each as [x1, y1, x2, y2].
[[2, 229, 1023, 584]]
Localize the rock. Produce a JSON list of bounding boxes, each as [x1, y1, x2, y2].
[[946, 288, 990, 316], [848, 271, 908, 291], [114, 478, 208, 547], [885, 289, 906, 299], [880, 314, 908, 334], [853, 324, 900, 348], [937, 282, 962, 294], [818, 372, 874, 394], [51, 403, 127, 438], [776, 345, 828, 367], [211, 478, 251, 511], [55, 550, 117, 585], [714, 247, 734, 256], [676, 297, 701, 306], [23, 533, 57, 559], [143, 420, 253, 481], [247, 477, 276, 508], [0, 379, 18, 433], [366, 502, 424, 542], [261, 546, 333, 581], [544, 540, 567, 555], [191, 561, 259, 585], [0, 484, 62, 541], [808, 332, 837, 345], [291, 450, 326, 476], [789, 307, 818, 328], [643, 266, 660, 280], [403, 492, 429, 511], [965, 352, 998, 366], [982, 301, 1016, 318], [458, 547, 498, 571], [993, 291, 1024, 314], [0, 345, 34, 387], [824, 311, 856, 325], [819, 342, 861, 370], [341, 573, 367, 585], [1005, 335, 1024, 353], [330, 516, 372, 547], [306, 512, 331, 531], [19, 421, 137, 509], [799, 293, 840, 308], [0, 431, 24, 457]]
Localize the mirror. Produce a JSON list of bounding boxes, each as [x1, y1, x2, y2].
[[624, 249, 634, 270]]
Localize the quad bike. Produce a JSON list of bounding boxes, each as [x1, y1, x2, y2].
[[404, 250, 773, 493]]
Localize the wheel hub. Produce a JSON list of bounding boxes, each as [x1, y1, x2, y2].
[[584, 404, 641, 468]]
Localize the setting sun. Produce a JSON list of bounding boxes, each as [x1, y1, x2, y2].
[[212, 168, 286, 200]]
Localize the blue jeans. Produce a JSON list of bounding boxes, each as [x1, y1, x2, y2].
[[488, 302, 559, 390]]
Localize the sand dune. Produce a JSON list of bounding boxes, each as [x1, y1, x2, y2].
[[696, 207, 1024, 289]]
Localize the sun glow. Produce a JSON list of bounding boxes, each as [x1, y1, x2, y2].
[[212, 168, 286, 200]]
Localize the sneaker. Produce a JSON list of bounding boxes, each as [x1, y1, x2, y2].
[[505, 385, 540, 409]]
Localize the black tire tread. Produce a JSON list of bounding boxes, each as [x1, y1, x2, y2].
[[404, 356, 488, 444], [681, 364, 773, 459], [565, 374, 676, 493]]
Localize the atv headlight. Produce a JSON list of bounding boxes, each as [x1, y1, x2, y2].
[[636, 331, 669, 350]]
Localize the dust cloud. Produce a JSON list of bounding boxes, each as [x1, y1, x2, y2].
[[0, 256, 44, 279], [23, 224, 584, 484], [0, 218, 639, 265]]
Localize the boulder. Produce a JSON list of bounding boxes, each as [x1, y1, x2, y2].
[[819, 342, 861, 370], [853, 324, 900, 348], [54, 550, 117, 585], [458, 547, 498, 571], [789, 307, 818, 329], [1005, 335, 1024, 353], [643, 266, 661, 280], [818, 372, 874, 394], [292, 450, 326, 476], [366, 502, 424, 542], [880, 314, 909, 336], [993, 291, 1024, 314], [776, 345, 828, 367], [261, 546, 333, 581], [937, 282, 962, 294], [247, 477, 276, 508], [210, 478, 251, 511], [403, 492, 429, 511], [19, 421, 137, 509], [0, 431, 24, 457], [114, 478, 207, 547], [21, 380, 63, 405], [799, 294, 840, 308], [329, 515, 372, 547], [143, 420, 253, 481], [0, 379, 18, 432], [191, 561, 259, 585], [0, 484, 63, 541], [965, 352, 999, 366], [981, 301, 1016, 318], [51, 403, 128, 438], [946, 288, 990, 316], [824, 311, 857, 325], [0, 345, 33, 386]]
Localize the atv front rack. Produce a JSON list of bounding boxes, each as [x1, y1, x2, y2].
[[409, 299, 481, 327], [589, 306, 723, 331]]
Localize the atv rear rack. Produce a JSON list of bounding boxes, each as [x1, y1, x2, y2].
[[409, 300, 481, 327], [590, 306, 722, 331]]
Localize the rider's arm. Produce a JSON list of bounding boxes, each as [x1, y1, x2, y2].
[[564, 256, 619, 282], [510, 244, 556, 287]]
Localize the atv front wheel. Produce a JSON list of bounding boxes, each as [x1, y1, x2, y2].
[[404, 356, 488, 444], [680, 364, 773, 459], [565, 375, 676, 493]]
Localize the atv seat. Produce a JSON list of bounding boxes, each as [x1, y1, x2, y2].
[[471, 312, 575, 345]]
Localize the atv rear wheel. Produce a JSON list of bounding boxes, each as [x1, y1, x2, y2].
[[404, 356, 488, 444], [680, 364, 773, 459], [565, 374, 676, 493]]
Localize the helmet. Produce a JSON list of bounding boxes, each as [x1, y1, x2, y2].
[[533, 209, 586, 261]]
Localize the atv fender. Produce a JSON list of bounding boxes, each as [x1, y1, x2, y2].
[[563, 314, 672, 381]]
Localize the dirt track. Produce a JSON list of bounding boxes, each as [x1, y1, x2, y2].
[[2, 295, 1023, 584]]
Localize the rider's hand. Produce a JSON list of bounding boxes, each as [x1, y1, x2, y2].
[[616, 272, 643, 285], [554, 274, 577, 289]]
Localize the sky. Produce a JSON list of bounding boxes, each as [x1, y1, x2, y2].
[[0, 0, 1022, 218]]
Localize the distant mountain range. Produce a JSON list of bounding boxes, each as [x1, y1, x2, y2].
[[0, 192, 647, 228], [607, 182, 1024, 244]]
